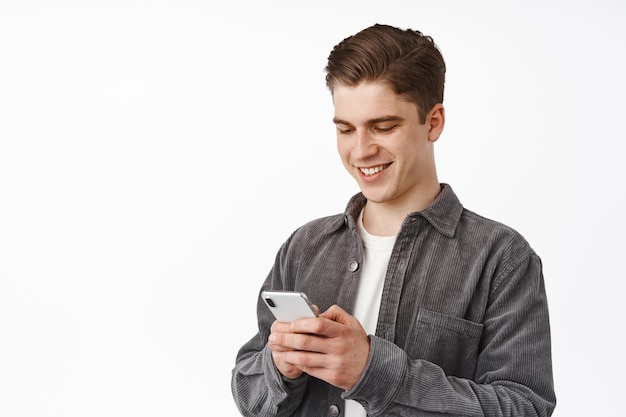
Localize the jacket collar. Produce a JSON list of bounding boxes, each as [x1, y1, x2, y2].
[[338, 183, 464, 238]]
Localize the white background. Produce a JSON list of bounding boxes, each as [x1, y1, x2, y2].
[[1, 1, 624, 416]]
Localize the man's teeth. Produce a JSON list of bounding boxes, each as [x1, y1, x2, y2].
[[360, 165, 388, 176]]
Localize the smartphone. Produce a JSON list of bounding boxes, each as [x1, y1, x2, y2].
[[261, 291, 318, 322]]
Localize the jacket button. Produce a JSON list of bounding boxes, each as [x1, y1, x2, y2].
[[329, 404, 341, 416], [348, 261, 359, 272]]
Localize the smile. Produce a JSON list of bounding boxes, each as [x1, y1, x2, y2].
[[359, 163, 391, 176]]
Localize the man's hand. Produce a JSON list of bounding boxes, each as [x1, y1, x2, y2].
[[268, 305, 370, 391]]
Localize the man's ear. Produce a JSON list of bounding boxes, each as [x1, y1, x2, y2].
[[427, 103, 445, 142]]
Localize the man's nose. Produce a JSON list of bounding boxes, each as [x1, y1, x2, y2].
[[353, 129, 377, 159]]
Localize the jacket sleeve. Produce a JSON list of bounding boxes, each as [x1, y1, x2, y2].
[[343, 253, 556, 417], [231, 236, 310, 417], [231, 337, 309, 417]]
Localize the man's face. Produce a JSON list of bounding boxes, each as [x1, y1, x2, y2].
[[333, 81, 443, 207]]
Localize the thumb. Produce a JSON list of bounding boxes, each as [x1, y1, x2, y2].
[[311, 304, 321, 316], [319, 304, 352, 324]]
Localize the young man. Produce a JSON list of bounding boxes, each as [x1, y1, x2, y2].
[[231, 24, 556, 417]]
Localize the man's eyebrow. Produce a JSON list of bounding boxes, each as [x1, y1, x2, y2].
[[367, 115, 404, 125], [332, 115, 404, 125], [332, 117, 351, 125]]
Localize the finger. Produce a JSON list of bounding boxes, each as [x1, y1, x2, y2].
[[319, 304, 354, 326], [270, 320, 292, 334], [280, 349, 330, 372], [268, 332, 292, 350], [312, 304, 321, 316], [268, 336, 291, 352], [271, 331, 330, 354], [269, 349, 305, 379], [289, 316, 340, 338]]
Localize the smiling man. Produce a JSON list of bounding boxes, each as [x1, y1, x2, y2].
[[232, 24, 556, 417], [333, 81, 444, 236]]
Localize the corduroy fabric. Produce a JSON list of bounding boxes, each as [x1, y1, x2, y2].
[[231, 184, 555, 417]]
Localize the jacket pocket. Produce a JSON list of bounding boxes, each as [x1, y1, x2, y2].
[[406, 309, 483, 379]]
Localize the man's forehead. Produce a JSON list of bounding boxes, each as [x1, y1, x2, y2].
[[332, 82, 418, 124]]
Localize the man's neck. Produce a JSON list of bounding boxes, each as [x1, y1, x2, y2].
[[362, 183, 441, 237]]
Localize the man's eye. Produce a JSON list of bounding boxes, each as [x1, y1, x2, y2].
[[337, 127, 354, 135], [375, 125, 396, 133]]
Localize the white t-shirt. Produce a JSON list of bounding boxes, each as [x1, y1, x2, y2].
[[345, 210, 396, 417]]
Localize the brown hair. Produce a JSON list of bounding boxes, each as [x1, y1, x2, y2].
[[325, 24, 446, 123]]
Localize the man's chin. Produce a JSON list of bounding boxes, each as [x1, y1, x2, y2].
[[360, 189, 389, 204]]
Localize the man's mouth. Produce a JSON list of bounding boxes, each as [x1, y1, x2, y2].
[[359, 163, 391, 176]]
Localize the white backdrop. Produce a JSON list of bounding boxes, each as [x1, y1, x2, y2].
[[1, 1, 624, 416]]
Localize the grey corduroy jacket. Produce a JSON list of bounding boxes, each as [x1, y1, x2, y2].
[[231, 184, 556, 417]]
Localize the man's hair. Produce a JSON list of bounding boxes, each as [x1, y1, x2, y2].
[[325, 24, 446, 123]]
